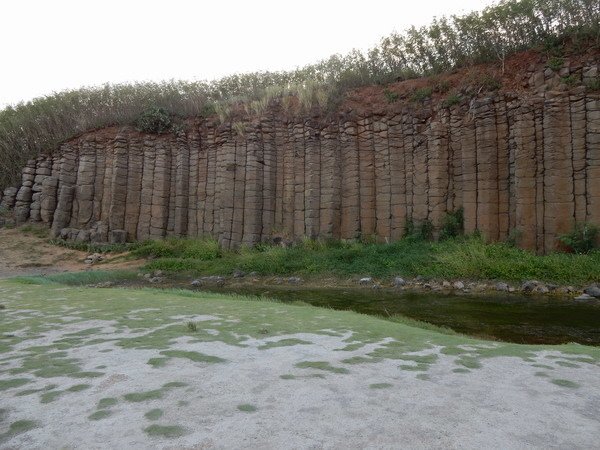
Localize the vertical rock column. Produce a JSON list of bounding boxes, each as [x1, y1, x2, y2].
[[586, 96, 600, 227], [304, 121, 321, 239], [319, 123, 341, 239], [124, 136, 143, 240], [339, 121, 360, 239], [108, 133, 129, 236], [514, 102, 538, 250], [473, 98, 500, 241], [373, 117, 391, 241], [387, 114, 406, 240], [242, 125, 264, 246], [426, 117, 449, 235], [543, 93, 575, 252], [357, 117, 376, 236], [174, 133, 190, 236], [75, 138, 97, 229]]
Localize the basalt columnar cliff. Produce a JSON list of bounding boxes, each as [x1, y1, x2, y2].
[[1, 55, 599, 254]]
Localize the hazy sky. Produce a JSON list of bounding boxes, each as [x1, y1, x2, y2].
[[0, 0, 496, 107]]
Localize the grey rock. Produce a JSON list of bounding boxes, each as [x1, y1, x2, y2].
[[495, 282, 510, 292], [109, 229, 127, 244], [149, 276, 163, 284], [521, 280, 539, 293], [75, 230, 91, 243], [393, 277, 406, 288], [232, 269, 246, 278], [535, 285, 549, 294], [574, 293, 593, 301], [452, 281, 465, 290], [191, 279, 202, 287], [359, 277, 373, 285], [583, 285, 600, 298], [287, 276, 302, 285]]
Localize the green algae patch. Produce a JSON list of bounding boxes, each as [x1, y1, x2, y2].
[[258, 338, 312, 350], [0, 420, 38, 443], [369, 383, 393, 389], [40, 390, 62, 404], [0, 378, 29, 391], [237, 404, 257, 412], [551, 379, 580, 388], [163, 381, 187, 389], [148, 357, 170, 368], [124, 389, 164, 403], [144, 424, 188, 438], [145, 409, 164, 421], [88, 410, 112, 421], [295, 361, 350, 374], [67, 384, 91, 392], [98, 397, 118, 409], [160, 350, 225, 364], [280, 374, 296, 380]]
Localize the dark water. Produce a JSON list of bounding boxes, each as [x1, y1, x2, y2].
[[206, 285, 600, 346]]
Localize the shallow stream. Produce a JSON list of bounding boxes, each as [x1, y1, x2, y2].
[[206, 285, 600, 346]]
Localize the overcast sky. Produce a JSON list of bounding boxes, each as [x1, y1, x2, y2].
[[0, 0, 496, 108]]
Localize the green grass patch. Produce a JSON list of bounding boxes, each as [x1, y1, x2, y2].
[[237, 404, 257, 412], [123, 389, 164, 402], [0, 378, 29, 391], [88, 410, 112, 421], [295, 361, 350, 374], [369, 383, 393, 389], [144, 409, 164, 421], [144, 424, 188, 438], [148, 357, 170, 368], [98, 398, 118, 409], [0, 420, 38, 443], [40, 390, 62, 403], [159, 350, 225, 364], [258, 338, 312, 350], [551, 379, 580, 388], [135, 235, 600, 284], [67, 384, 91, 392]]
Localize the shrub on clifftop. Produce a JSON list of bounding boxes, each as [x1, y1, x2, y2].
[[135, 107, 173, 134]]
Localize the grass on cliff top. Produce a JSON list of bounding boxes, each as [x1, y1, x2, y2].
[[132, 235, 600, 284]]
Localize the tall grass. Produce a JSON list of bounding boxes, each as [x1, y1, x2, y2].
[[134, 235, 600, 284], [1, 0, 599, 189]]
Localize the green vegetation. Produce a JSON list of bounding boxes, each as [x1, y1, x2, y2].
[[369, 383, 393, 389], [295, 361, 350, 374], [559, 223, 599, 254], [98, 398, 118, 408], [442, 93, 462, 108], [0, 378, 29, 391], [237, 404, 257, 412], [135, 107, 173, 134], [133, 235, 600, 284], [144, 424, 188, 438], [0, 420, 38, 443], [547, 56, 564, 71], [144, 409, 164, 421], [2, 0, 599, 188], [551, 379, 580, 388], [410, 87, 433, 102], [88, 410, 112, 421], [159, 350, 226, 364]]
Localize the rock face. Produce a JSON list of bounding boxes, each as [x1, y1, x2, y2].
[[2, 64, 600, 252]]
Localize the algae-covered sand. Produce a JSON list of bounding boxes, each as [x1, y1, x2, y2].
[[0, 279, 599, 448]]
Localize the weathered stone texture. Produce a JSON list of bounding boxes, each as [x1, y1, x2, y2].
[[5, 82, 600, 253]]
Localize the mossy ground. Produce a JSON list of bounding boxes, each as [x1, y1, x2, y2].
[[0, 277, 598, 446]]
